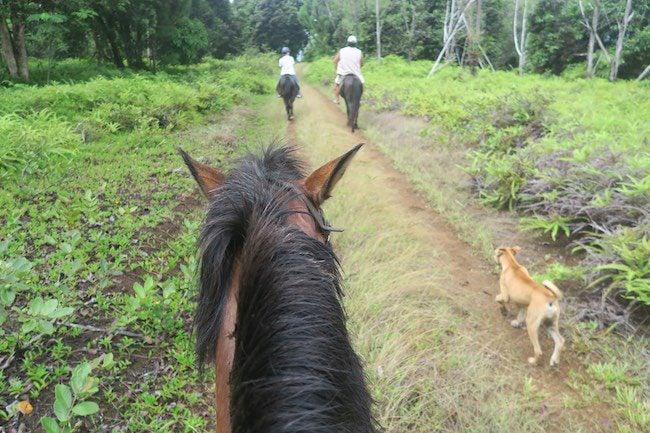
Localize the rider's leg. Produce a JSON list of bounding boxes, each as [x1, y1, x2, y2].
[[292, 75, 302, 97], [332, 74, 341, 103]]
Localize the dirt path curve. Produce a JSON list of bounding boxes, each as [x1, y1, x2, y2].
[[263, 83, 613, 432]]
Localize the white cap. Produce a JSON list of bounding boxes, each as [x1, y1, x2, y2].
[[347, 35, 357, 44]]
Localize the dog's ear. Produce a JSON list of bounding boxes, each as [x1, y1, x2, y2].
[[494, 247, 505, 257], [511, 246, 522, 255]]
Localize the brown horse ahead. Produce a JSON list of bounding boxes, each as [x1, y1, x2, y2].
[[179, 144, 377, 433]]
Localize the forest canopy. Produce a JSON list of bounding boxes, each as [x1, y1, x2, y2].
[[0, 0, 648, 82]]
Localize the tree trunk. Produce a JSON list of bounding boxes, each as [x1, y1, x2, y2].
[[96, 16, 124, 68], [428, 0, 475, 78], [586, 3, 599, 77], [513, 0, 528, 76], [0, 17, 18, 79], [375, 0, 381, 63], [609, 0, 633, 82], [91, 28, 109, 63], [637, 64, 650, 81], [12, 18, 28, 81], [408, 5, 416, 62], [444, 0, 457, 63]]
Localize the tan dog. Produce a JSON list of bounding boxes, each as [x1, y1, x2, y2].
[[494, 246, 565, 366]]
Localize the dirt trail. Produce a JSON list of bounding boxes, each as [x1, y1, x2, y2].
[[265, 83, 617, 432]]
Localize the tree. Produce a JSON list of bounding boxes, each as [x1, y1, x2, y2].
[[427, 0, 476, 78], [234, 0, 307, 54], [528, 0, 584, 75], [375, 0, 381, 62], [0, 1, 36, 80], [357, 0, 438, 61], [586, 0, 599, 77], [579, 0, 636, 81], [513, 0, 528, 76]]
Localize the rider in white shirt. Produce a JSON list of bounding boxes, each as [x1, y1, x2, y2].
[[332, 35, 364, 104], [278, 47, 302, 98]]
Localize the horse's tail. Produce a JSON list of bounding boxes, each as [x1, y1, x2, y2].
[[542, 280, 564, 301], [345, 76, 363, 131]]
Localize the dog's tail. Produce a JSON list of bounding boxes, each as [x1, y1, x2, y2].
[[542, 280, 563, 300]]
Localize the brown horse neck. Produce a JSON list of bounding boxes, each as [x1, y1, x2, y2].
[[214, 195, 327, 433], [215, 260, 239, 433]]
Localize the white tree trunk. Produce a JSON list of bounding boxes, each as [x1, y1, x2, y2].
[[637, 64, 650, 81], [428, 0, 475, 77], [586, 2, 599, 77], [610, 0, 634, 82], [513, 0, 528, 76], [376, 0, 382, 63]]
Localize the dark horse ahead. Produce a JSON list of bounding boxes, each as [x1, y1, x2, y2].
[[277, 74, 298, 120], [179, 144, 377, 433], [340, 74, 363, 132]]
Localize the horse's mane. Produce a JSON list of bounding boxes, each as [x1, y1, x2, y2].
[[195, 145, 377, 433]]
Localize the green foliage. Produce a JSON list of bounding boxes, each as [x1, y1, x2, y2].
[[527, 0, 585, 74], [520, 215, 572, 241], [581, 228, 650, 306], [532, 262, 587, 286], [233, 0, 308, 54], [0, 56, 274, 179]]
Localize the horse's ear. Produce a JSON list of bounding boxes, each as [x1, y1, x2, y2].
[[178, 148, 225, 198], [304, 143, 363, 205]]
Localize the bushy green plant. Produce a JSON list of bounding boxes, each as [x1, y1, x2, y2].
[[579, 228, 650, 306], [0, 56, 275, 181], [40, 359, 104, 433]]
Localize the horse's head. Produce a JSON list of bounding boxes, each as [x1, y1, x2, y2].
[[179, 144, 375, 433], [179, 143, 363, 243]]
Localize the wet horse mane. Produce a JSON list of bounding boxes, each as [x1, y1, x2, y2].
[[193, 145, 377, 433]]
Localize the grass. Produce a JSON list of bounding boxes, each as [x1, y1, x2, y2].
[[0, 55, 276, 431]]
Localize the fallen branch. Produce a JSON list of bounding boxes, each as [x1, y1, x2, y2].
[[58, 321, 146, 338]]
